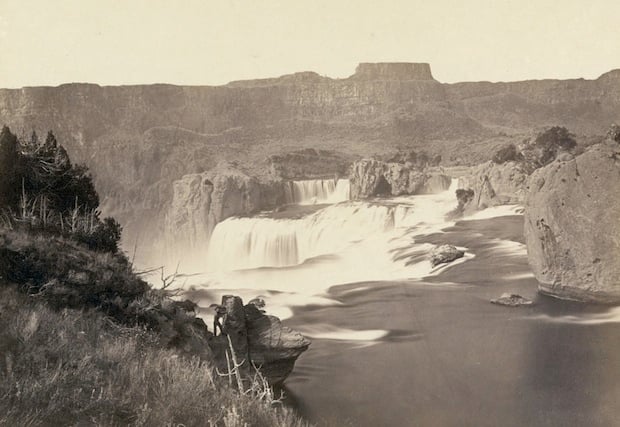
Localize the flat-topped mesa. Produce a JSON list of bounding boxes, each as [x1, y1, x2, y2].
[[351, 62, 435, 81]]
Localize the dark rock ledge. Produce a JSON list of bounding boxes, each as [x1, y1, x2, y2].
[[208, 295, 311, 386]]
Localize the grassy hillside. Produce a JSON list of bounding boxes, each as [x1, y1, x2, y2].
[[0, 229, 309, 427]]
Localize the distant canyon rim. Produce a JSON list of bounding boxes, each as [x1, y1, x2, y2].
[[1, 62, 618, 264]]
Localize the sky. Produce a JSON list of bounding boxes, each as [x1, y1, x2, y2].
[[1, 0, 619, 88]]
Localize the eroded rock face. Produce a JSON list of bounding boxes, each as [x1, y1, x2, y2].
[[244, 304, 311, 385], [524, 139, 620, 303], [209, 295, 310, 386], [165, 162, 285, 264], [349, 159, 451, 199], [458, 160, 529, 211]]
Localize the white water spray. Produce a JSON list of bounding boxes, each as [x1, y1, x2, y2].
[[284, 179, 350, 205]]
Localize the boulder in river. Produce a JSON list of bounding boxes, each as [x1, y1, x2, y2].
[[524, 135, 620, 303], [490, 293, 534, 307], [429, 244, 465, 267]]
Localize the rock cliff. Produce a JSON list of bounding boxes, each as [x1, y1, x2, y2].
[[458, 160, 530, 211], [349, 159, 452, 198], [524, 137, 620, 303], [165, 162, 285, 267]]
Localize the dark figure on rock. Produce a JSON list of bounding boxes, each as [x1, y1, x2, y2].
[[209, 303, 227, 336]]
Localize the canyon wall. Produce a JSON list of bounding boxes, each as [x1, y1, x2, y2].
[[1, 63, 619, 260]]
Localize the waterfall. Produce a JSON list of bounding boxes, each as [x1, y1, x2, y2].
[[205, 178, 459, 273], [284, 179, 350, 205], [206, 201, 414, 271], [206, 217, 300, 270]]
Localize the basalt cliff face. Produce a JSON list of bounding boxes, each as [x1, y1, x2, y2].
[[349, 159, 451, 198], [524, 137, 620, 303], [1, 63, 619, 261], [165, 163, 285, 268], [457, 160, 530, 211]]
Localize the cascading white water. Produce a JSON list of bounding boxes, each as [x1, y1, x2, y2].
[[206, 179, 460, 272], [185, 178, 468, 322], [284, 179, 350, 205], [206, 202, 415, 271]]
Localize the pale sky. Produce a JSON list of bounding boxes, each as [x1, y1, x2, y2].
[[1, 0, 619, 88]]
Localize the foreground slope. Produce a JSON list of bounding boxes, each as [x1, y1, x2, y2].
[[0, 230, 309, 426]]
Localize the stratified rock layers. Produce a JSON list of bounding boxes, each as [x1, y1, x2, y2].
[[524, 141, 620, 303]]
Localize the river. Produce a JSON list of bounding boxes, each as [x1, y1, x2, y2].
[[180, 179, 620, 427]]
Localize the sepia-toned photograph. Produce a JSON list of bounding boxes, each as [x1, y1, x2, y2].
[[1, 1, 619, 426]]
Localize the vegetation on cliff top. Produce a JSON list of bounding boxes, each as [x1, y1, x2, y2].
[[0, 126, 122, 253], [491, 126, 579, 170]]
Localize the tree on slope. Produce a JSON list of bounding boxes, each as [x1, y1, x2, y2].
[[535, 126, 577, 166], [0, 126, 19, 207]]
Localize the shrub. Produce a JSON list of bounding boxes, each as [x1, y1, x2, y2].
[[607, 124, 620, 143], [1, 230, 144, 304], [74, 217, 123, 253], [384, 149, 433, 168], [492, 143, 522, 164], [534, 126, 577, 166]]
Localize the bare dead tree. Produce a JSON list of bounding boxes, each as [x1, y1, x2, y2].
[[160, 262, 181, 291], [216, 335, 246, 393]]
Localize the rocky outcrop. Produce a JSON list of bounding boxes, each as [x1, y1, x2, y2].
[[164, 162, 285, 265], [349, 159, 452, 198], [524, 137, 620, 303], [209, 295, 310, 386], [458, 160, 529, 211], [429, 244, 465, 267]]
